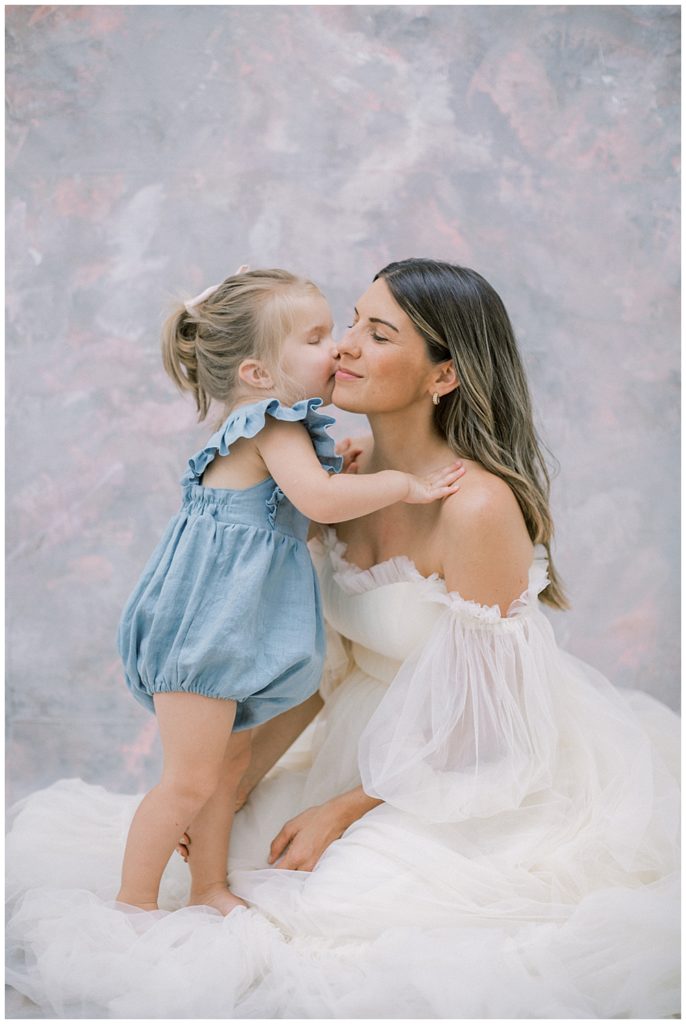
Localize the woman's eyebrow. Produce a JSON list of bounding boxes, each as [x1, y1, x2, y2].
[[354, 307, 399, 333]]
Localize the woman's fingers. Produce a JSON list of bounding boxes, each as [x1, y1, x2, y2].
[[268, 822, 295, 864], [346, 449, 362, 473], [273, 839, 313, 872], [335, 437, 363, 473], [175, 830, 191, 861], [273, 846, 299, 870]]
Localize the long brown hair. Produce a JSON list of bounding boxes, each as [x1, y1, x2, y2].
[[375, 258, 568, 610]]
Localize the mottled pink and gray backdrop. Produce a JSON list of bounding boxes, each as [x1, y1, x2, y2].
[[6, 6, 680, 802]]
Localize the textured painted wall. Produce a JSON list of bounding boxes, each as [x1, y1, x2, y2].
[[6, 5, 680, 803]]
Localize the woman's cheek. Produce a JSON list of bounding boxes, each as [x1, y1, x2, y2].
[[377, 355, 417, 399]]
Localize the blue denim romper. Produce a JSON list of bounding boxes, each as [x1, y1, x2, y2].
[[117, 397, 342, 731]]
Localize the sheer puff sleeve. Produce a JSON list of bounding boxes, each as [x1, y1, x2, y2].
[[357, 546, 559, 823]]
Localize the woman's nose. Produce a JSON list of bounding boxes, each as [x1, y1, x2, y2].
[[336, 330, 361, 358]]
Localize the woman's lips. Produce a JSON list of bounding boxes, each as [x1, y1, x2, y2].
[[335, 368, 363, 381]]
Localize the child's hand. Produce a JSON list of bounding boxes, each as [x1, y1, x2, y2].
[[335, 437, 364, 474], [403, 462, 465, 504]]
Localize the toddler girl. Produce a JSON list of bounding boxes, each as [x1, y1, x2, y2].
[[116, 268, 464, 916]]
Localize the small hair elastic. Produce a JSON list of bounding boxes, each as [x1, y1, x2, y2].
[[184, 283, 220, 315]]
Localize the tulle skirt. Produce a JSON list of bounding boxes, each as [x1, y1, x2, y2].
[[6, 659, 680, 1019]]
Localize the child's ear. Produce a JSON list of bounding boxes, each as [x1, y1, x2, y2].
[[238, 359, 274, 390]]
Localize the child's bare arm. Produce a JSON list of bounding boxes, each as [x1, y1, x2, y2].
[[256, 420, 463, 523]]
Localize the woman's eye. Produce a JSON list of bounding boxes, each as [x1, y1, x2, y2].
[[372, 332, 388, 343], [308, 337, 321, 345]]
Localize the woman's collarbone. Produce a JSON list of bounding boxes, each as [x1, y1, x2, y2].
[[336, 506, 442, 575]]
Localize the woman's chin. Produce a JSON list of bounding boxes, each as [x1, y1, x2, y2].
[[331, 382, 364, 411]]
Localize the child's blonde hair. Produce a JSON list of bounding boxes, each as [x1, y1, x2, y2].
[[161, 269, 323, 422]]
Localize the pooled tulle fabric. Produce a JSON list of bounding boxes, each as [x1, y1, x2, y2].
[[6, 529, 680, 1018]]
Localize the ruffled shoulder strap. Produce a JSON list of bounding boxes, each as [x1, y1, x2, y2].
[[182, 396, 343, 485]]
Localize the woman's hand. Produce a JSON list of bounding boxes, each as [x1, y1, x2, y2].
[[335, 437, 364, 474], [267, 801, 350, 871], [403, 461, 465, 504]]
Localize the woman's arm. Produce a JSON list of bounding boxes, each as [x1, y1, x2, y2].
[[268, 785, 382, 871]]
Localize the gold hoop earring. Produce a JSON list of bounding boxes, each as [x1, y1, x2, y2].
[[432, 392, 440, 406]]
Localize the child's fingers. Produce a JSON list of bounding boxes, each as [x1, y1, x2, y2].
[[426, 462, 464, 485], [435, 462, 464, 478], [422, 480, 461, 501], [437, 468, 465, 486], [430, 469, 462, 488], [438, 482, 461, 497]]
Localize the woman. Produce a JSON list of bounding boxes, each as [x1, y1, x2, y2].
[[7, 260, 679, 1019]]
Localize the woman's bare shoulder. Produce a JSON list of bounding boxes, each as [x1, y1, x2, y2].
[[437, 461, 534, 610], [442, 459, 522, 518]]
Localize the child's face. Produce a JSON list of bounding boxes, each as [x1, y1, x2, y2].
[[280, 294, 339, 403]]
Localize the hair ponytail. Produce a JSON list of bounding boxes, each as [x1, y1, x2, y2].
[[161, 307, 212, 420]]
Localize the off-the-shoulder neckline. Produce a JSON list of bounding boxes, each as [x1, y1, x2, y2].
[[313, 526, 550, 622]]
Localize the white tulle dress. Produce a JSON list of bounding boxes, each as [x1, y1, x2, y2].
[[6, 528, 680, 1019]]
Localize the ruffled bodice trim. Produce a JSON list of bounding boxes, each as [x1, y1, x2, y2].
[[312, 526, 549, 625], [182, 397, 343, 485]]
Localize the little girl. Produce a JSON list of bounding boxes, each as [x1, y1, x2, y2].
[[115, 268, 464, 916]]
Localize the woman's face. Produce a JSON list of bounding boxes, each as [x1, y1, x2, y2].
[[333, 277, 438, 414]]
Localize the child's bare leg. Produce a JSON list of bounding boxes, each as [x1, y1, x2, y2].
[[185, 730, 252, 914], [116, 693, 237, 911]]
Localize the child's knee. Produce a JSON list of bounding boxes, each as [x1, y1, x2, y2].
[[162, 769, 220, 811]]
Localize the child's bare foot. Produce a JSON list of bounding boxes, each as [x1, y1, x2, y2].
[[188, 882, 247, 916]]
